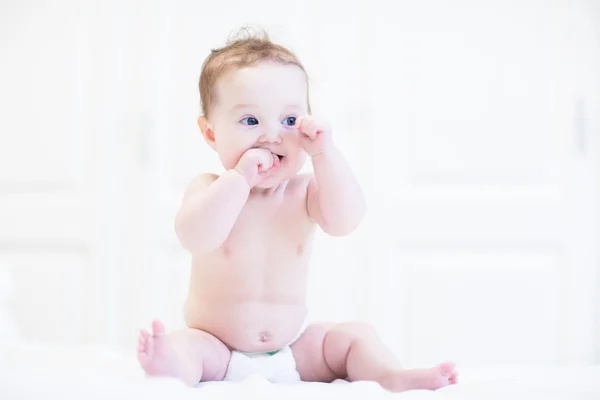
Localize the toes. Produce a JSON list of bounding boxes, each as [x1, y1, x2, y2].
[[437, 361, 458, 385], [438, 362, 456, 377], [144, 336, 155, 356], [138, 331, 149, 351], [137, 321, 165, 362], [151, 320, 166, 336], [139, 330, 149, 341], [138, 338, 147, 353]]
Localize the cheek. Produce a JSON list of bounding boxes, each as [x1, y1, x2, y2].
[[214, 132, 252, 168], [286, 131, 302, 146], [295, 152, 308, 168], [285, 146, 307, 170], [282, 134, 305, 158]]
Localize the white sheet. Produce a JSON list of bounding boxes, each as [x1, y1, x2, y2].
[[1, 342, 599, 399]]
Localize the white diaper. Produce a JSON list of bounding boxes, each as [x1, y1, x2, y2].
[[223, 318, 309, 383]]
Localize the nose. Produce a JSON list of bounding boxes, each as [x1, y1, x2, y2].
[[258, 124, 282, 144]]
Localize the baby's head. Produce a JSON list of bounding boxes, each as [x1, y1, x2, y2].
[[197, 28, 311, 187]]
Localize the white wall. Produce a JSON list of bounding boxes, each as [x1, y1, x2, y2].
[[0, 0, 599, 367], [592, 0, 600, 363]]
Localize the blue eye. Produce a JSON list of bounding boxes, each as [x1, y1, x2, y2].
[[241, 117, 259, 126], [282, 116, 296, 126]]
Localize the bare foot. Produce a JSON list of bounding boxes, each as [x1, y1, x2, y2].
[[137, 320, 182, 379], [379, 362, 459, 392]]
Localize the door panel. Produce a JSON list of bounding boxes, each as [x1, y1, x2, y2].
[[0, 0, 136, 347], [3, 252, 88, 343], [364, 0, 598, 366], [0, 1, 95, 343]]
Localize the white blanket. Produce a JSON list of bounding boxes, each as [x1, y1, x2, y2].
[[1, 342, 599, 399]]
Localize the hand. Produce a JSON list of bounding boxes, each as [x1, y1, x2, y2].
[[234, 148, 280, 187], [295, 116, 333, 157]]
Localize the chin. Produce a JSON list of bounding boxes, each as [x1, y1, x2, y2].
[[254, 170, 298, 190], [254, 175, 285, 190]]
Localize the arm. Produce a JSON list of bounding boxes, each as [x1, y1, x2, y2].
[[307, 146, 366, 236], [174, 170, 250, 254]]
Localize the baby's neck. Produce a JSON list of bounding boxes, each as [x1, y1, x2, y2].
[[249, 180, 289, 197]]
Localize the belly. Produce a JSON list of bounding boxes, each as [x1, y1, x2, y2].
[[184, 299, 308, 352], [184, 255, 310, 352]]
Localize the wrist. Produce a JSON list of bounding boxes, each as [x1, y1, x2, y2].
[[310, 145, 337, 161], [231, 167, 253, 190]]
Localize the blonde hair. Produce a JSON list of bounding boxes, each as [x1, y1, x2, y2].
[[198, 27, 310, 119]]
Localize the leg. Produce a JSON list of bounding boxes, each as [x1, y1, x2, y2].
[[290, 323, 338, 382], [137, 320, 231, 387], [291, 322, 458, 392]]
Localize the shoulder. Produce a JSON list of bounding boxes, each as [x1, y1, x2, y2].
[[182, 172, 219, 198], [282, 174, 317, 225]]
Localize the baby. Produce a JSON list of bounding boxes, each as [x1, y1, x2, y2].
[[137, 29, 458, 392]]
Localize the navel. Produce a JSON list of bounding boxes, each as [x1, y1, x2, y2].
[[258, 331, 272, 343], [296, 243, 304, 255]]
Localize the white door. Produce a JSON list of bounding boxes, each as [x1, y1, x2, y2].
[[0, 0, 135, 345], [362, 0, 600, 367]]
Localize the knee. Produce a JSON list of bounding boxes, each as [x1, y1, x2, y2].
[[329, 321, 377, 342], [291, 324, 339, 382], [297, 324, 329, 354]]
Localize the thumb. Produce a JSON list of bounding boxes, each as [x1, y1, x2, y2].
[[294, 116, 305, 131], [257, 150, 273, 170]]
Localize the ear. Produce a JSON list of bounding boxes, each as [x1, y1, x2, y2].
[[198, 115, 216, 150]]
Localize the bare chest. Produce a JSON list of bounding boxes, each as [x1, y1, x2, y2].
[[189, 187, 315, 302], [220, 193, 313, 261]]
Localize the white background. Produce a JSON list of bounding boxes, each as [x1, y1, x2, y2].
[[0, 0, 599, 369]]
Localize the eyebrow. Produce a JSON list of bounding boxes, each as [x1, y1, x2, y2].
[[231, 103, 255, 112], [230, 103, 305, 113]]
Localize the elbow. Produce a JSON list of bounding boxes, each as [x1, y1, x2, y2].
[[320, 208, 366, 237], [322, 224, 352, 237], [174, 217, 198, 254], [318, 196, 367, 237], [321, 223, 357, 237]]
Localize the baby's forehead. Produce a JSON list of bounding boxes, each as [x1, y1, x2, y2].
[[220, 63, 306, 90], [214, 63, 308, 110]]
